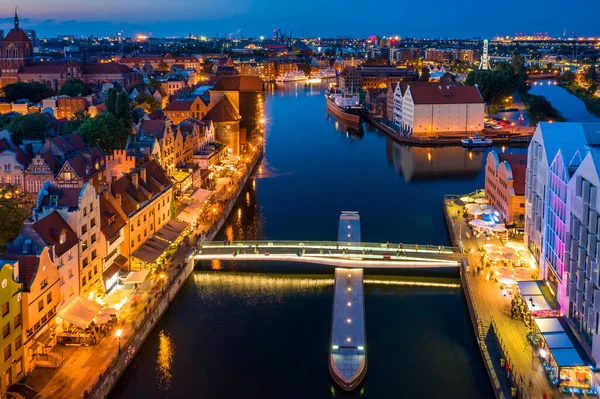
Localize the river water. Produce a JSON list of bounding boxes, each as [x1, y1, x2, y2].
[[529, 80, 600, 123], [109, 81, 529, 398]]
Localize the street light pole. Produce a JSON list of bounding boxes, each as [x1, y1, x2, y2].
[[116, 328, 123, 354]]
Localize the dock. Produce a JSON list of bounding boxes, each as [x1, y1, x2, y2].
[[329, 268, 367, 391]]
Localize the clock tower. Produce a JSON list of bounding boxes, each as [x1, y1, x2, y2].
[[0, 8, 33, 86]]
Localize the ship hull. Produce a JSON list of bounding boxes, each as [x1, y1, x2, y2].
[[326, 99, 361, 125]]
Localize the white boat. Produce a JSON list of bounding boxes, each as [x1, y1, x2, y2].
[[314, 68, 337, 79], [276, 71, 307, 83], [305, 78, 322, 84], [461, 133, 493, 147]]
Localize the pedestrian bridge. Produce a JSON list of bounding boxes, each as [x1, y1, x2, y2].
[[192, 241, 461, 269]]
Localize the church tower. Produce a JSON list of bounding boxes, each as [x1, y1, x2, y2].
[[0, 8, 33, 86]]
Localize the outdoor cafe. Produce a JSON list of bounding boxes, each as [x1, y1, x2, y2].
[[533, 318, 597, 395], [516, 281, 560, 319]]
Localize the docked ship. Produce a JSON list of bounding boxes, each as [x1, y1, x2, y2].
[[461, 133, 493, 148], [314, 68, 337, 79], [325, 90, 362, 125], [275, 71, 307, 83]]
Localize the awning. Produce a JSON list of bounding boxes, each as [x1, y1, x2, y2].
[[535, 318, 565, 333], [122, 270, 150, 285], [58, 296, 104, 329], [517, 281, 544, 296], [552, 348, 585, 368], [103, 262, 122, 280], [544, 333, 573, 349], [155, 219, 189, 242], [132, 236, 170, 263]]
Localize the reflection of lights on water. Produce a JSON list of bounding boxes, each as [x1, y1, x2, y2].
[[252, 179, 256, 190], [157, 331, 175, 389], [363, 279, 460, 288], [225, 225, 234, 244], [246, 191, 251, 206], [237, 208, 242, 219]]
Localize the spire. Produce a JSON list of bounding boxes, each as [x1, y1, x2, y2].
[[14, 6, 19, 30]]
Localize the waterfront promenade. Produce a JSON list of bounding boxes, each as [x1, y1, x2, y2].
[[24, 141, 264, 398], [444, 196, 558, 399]]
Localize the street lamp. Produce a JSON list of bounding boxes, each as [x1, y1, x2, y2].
[[116, 329, 123, 354]]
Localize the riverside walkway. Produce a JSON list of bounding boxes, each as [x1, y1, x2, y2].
[[444, 195, 558, 399], [192, 241, 461, 269]]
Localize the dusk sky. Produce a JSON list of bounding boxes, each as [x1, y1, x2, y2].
[[0, 0, 598, 39]]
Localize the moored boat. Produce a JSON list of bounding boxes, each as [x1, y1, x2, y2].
[[276, 71, 307, 83], [461, 133, 493, 147], [325, 90, 362, 124]]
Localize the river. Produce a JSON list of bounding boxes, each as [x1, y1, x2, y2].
[[529, 80, 600, 123], [109, 81, 528, 398]]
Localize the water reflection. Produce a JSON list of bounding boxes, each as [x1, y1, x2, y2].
[[529, 80, 600, 123], [156, 331, 175, 390], [385, 139, 483, 182], [193, 272, 333, 305], [325, 112, 364, 139]]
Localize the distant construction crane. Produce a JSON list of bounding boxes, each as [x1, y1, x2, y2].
[[479, 39, 490, 70]]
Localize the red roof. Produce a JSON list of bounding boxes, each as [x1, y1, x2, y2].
[[163, 100, 194, 112], [498, 154, 527, 195], [1, 28, 31, 43], [40, 187, 82, 208], [139, 119, 167, 138], [204, 95, 241, 123], [407, 84, 483, 104], [32, 211, 79, 258], [212, 76, 264, 92]]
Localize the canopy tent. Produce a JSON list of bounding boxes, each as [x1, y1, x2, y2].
[[468, 208, 484, 216], [93, 307, 117, 325], [469, 219, 488, 227], [122, 270, 150, 285], [515, 267, 534, 280], [132, 236, 170, 264], [483, 244, 500, 252], [465, 203, 480, 211], [460, 196, 474, 203], [491, 224, 508, 232], [517, 281, 544, 296], [552, 349, 585, 368], [58, 296, 104, 329], [535, 317, 565, 334], [155, 219, 189, 243], [544, 332, 573, 350]]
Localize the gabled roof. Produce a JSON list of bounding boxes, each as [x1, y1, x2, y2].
[[99, 193, 127, 240], [407, 83, 483, 104], [203, 95, 241, 123], [39, 187, 82, 208], [163, 100, 194, 112], [1, 28, 31, 43], [0, 254, 39, 290], [498, 154, 527, 196], [139, 119, 167, 138], [211, 76, 264, 92], [31, 211, 79, 257], [110, 159, 172, 216]]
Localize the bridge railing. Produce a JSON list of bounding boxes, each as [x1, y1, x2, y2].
[[197, 240, 461, 255]]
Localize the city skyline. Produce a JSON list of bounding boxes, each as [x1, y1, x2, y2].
[[1, 1, 599, 39]]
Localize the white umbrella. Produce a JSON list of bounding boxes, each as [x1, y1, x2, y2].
[[505, 242, 526, 252], [491, 224, 508, 232], [496, 266, 515, 277], [481, 208, 495, 214], [515, 268, 533, 280], [501, 246, 517, 254], [470, 219, 488, 227], [468, 208, 484, 216], [502, 253, 518, 261], [465, 203, 480, 211], [480, 204, 493, 210], [501, 277, 516, 285], [475, 198, 490, 204], [484, 244, 499, 252], [460, 196, 474, 203]]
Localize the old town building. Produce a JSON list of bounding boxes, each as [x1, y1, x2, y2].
[[33, 183, 102, 298], [0, 260, 24, 395], [163, 96, 207, 124], [0, 12, 136, 90], [485, 152, 527, 227], [204, 95, 242, 156]]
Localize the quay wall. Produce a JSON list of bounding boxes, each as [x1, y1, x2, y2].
[[85, 147, 264, 399], [361, 112, 533, 147]]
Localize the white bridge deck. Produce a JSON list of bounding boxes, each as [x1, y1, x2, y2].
[[192, 241, 461, 269]]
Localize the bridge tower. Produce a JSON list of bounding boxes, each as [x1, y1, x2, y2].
[[479, 39, 490, 71]]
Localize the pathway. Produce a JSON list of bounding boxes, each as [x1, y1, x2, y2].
[[445, 198, 558, 399]]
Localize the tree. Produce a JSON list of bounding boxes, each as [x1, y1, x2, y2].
[[488, 104, 499, 115], [9, 113, 49, 145], [585, 64, 598, 84], [58, 78, 93, 97], [560, 70, 576, 83], [525, 94, 563, 124], [78, 112, 131, 153], [418, 67, 430, 82], [62, 110, 88, 135], [0, 185, 30, 252], [1, 82, 55, 103], [134, 93, 160, 113], [588, 83, 598, 96], [105, 88, 118, 114], [116, 90, 132, 128], [466, 66, 517, 105]]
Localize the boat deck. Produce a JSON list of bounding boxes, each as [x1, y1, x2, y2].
[[330, 268, 366, 391]]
